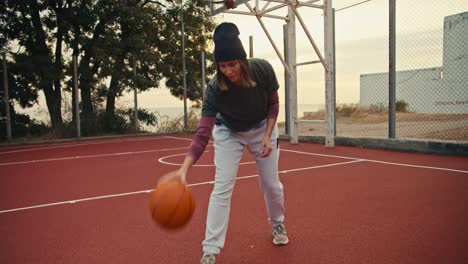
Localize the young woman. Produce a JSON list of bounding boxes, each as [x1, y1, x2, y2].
[[159, 22, 288, 264]]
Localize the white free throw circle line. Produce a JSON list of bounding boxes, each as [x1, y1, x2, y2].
[[158, 152, 255, 167]]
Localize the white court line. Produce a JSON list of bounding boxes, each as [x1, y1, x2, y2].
[[0, 146, 189, 166], [2, 137, 466, 213], [160, 137, 468, 174], [0, 190, 153, 214], [163, 136, 193, 141], [0, 160, 362, 214], [280, 149, 358, 160], [1, 137, 160, 153], [280, 148, 468, 174], [158, 151, 255, 167], [280, 160, 363, 173], [364, 159, 468, 174], [0, 136, 173, 155]]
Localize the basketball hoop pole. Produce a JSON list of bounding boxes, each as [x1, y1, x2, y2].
[[209, 0, 336, 147], [324, 0, 335, 147]]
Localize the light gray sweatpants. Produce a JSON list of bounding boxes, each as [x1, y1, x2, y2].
[[202, 119, 285, 255]]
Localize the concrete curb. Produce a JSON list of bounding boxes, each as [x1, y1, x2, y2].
[[278, 135, 468, 156]]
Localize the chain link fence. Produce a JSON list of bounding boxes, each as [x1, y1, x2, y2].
[[298, 0, 467, 143], [0, 56, 203, 143], [1, 0, 467, 146]]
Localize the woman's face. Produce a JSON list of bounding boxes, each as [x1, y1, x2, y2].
[[218, 60, 242, 85]]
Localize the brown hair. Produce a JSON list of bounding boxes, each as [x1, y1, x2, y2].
[[216, 58, 257, 91]]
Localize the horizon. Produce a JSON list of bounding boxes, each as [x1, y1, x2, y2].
[[13, 1, 468, 121]]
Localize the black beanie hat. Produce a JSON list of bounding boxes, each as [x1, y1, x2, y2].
[[213, 22, 247, 62]]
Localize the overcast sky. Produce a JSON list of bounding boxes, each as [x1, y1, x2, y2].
[[132, 0, 467, 110], [22, 1, 468, 121]]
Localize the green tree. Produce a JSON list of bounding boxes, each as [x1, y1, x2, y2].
[[1, 0, 66, 128], [160, 0, 215, 102], [1, 0, 215, 136]]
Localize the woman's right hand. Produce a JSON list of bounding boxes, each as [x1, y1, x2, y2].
[[157, 155, 194, 185], [158, 168, 187, 185]]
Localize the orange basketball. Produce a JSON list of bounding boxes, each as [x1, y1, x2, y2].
[[149, 179, 195, 229]]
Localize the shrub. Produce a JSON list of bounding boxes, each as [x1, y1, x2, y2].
[[368, 103, 387, 113], [96, 108, 159, 134], [336, 103, 359, 117], [396, 100, 409, 112], [0, 113, 49, 141]]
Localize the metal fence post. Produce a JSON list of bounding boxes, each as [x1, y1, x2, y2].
[[2, 53, 12, 142], [332, 8, 336, 137], [73, 55, 81, 138], [181, 2, 188, 130], [389, 0, 396, 138], [133, 56, 138, 133], [249, 35, 254, 58], [201, 51, 205, 103]]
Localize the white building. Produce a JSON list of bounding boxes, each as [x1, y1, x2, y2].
[[360, 11, 468, 114]]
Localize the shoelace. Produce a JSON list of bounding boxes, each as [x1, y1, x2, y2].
[[273, 225, 286, 235], [202, 254, 215, 263]]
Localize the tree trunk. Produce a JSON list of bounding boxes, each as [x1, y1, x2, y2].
[[105, 16, 131, 117], [106, 55, 126, 116], [77, 20, 108, 135], [53, 1, 64, 128], [29, 0, 63, 128]]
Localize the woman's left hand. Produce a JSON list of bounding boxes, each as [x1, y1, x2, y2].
[[260, 135, 272, 157]]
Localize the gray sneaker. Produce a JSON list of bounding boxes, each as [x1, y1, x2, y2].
[[200, 254, 216, 264], [272, 224, 289, 245]]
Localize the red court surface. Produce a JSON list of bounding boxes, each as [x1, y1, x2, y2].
[[0, 135, 467, 264]]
